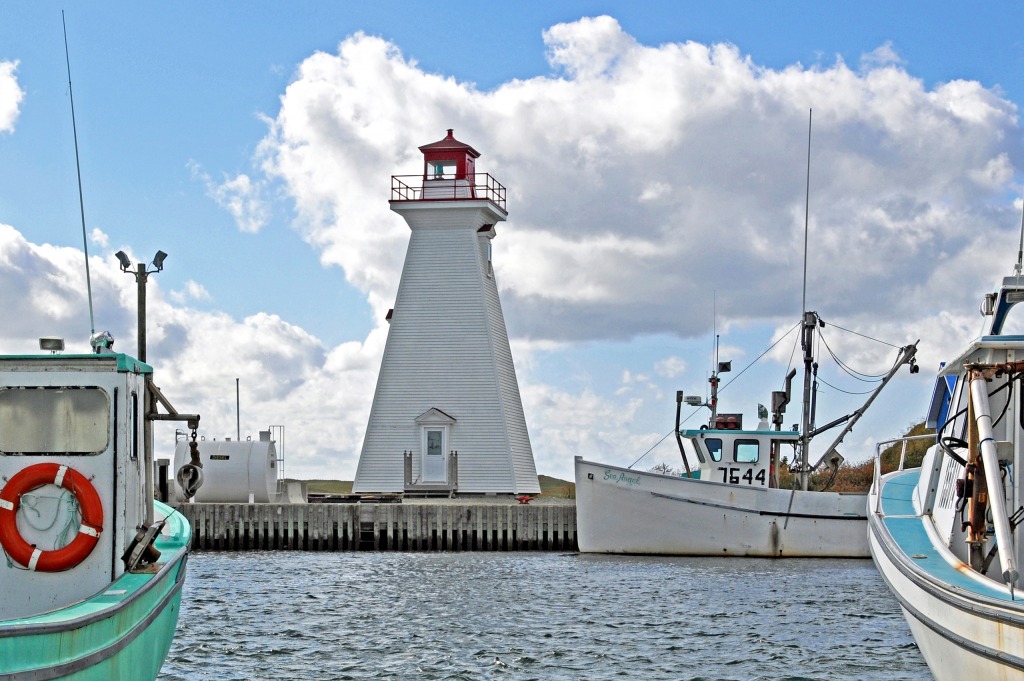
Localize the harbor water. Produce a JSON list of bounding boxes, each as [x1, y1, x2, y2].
[[160, 552, 929, 680]]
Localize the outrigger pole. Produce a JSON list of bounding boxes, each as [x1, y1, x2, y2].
[[809, 341, 919, 474]]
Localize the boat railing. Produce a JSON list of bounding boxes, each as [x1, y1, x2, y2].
[[870, 434, 934, 514]]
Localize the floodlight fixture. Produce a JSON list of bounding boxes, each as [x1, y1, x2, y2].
[[115, 250, 132, 272], [39, 336, 65, 353], [151, 250, 168, 272]]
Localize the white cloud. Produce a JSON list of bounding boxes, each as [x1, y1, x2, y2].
[[90, 229, 110, 249], [0, 60, 23, 134], [169, 280, 212, 304], [654, 356, 686, 378], [257, 16, 1020, 353], [2, 17, 1023, 479], [189, 161, 270, 233], [859, 41, 905, 69]]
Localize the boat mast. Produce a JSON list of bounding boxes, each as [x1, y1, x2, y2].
[[799, 109, 814, 491]]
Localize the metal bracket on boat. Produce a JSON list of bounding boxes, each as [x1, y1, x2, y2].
[[146, 377, 204, 499], [146, 378, 200, 432], [122, 520, 165, 571]]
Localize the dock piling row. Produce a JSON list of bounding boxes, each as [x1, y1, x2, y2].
[[177, 503, 578, 552]]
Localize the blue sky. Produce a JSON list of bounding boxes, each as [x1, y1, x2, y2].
[[1, 2, 1023, 480]]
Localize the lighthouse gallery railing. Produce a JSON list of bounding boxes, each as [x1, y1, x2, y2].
[[390, 173, 506, 212]]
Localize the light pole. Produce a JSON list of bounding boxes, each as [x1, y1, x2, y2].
[[115, 250, 166, 362]]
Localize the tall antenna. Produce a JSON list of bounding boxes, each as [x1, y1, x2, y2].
[[1015, 194, 1024, 276], [799, 108, 814, 491], [63, 12, 97, 339], [712, 290, 717, 371], [801, 108, 812, 315]]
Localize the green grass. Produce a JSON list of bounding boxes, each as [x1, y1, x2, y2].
[[298, 479, 352, 495]]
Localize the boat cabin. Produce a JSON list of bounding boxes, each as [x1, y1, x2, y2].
[[681, 422, 799, 489], [0, 352, 151, 619]]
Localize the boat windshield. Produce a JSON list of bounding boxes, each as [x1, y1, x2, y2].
[[0, 386, 110, 455], [735, 439, 759, 463], [999, 306, 1024, 335]]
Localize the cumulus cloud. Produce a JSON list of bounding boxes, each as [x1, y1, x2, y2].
[[169, 280, 212, 304], [0, 60, 23, 133], [655, 356, 686, 378], [189, 161, 270, 233], [258, 16, 1021, 352], [250, 16, 1022, 473], [860, 41, 905, 69], [2, 17, 1023, 479], [89, 229, 110, 249]]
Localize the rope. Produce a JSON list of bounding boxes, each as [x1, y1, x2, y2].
[[817, 333, 886, 381], [821, 320, 900, 348], [628, 429, 676, 469], [720, 320, 802, 395]]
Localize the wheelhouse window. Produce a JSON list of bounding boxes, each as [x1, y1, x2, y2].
[[734, 439, 759, 463], [705, 438, 723, 462], [0, 386, 110, 455]]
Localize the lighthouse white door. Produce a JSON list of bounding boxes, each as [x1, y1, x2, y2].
[[422, 427, 447, 482]]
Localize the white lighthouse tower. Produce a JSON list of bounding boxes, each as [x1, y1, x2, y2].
[[353, 130, 540, 496]]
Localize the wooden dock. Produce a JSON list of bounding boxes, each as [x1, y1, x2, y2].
[[176, 501, 577, 552]]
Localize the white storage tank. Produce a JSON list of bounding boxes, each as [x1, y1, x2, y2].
[[173, 431, 279, 503]]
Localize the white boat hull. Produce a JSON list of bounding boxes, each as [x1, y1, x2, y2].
[[575, 457, 868, 557], [869, 470, 1024, 681]]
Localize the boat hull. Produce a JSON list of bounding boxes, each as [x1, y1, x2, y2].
[[574, 457, 868, 557], [0, 501, 190, 681], [869, 469, 1024, 681]]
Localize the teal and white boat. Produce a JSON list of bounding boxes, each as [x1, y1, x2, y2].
[[869, 269, 1024, 680], [0, 342, 202, 680]]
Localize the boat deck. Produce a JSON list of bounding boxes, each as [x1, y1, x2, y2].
[[879, 469, 1013, 602]]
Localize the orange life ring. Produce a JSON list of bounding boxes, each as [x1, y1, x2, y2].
[[0, 463, 103, 572]]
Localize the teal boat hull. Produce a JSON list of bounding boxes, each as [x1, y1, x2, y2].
[[0, 502, 191, 680]]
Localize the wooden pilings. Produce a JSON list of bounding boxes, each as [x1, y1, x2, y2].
[[177, 502, 578, 552]]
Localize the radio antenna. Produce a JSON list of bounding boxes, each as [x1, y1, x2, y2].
[[62, 12, 97, 340], [1015, 193, 1024, 277], [801, 108, 812, 316]]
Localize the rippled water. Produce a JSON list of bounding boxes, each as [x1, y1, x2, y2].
[[160, 552, 929, 680]]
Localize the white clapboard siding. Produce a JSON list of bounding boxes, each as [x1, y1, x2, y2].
[[354, 200, 540, 494]]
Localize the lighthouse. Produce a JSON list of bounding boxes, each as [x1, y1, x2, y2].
[[353, 130, 540, 496]]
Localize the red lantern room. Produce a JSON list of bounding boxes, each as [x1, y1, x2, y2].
[[390, 129, 506, 212], [419, 129, 479, 181]]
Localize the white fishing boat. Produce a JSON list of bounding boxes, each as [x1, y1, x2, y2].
[[575, 309, 918, 556], [868, 269, 1024, 679], [575, 113, 920, 557]]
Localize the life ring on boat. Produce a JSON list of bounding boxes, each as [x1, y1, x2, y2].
[[0, 463, 103, 572]]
